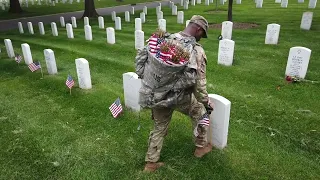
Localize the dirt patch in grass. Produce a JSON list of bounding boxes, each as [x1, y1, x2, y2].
[[209, 23, 259, 29]]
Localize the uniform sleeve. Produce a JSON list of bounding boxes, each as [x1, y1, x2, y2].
[[193, 46, 209, 105], [135, 46, 148, 79]]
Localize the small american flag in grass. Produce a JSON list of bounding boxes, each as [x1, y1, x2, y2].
[[15, 54, 23, 63], [28, 61, 41, 72], [109, 97, 123, 118], [65, 74, 75, 89]]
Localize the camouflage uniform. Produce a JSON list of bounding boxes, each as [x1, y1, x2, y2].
[[135, 15, 210, 163], [137, 31, 209, 163]]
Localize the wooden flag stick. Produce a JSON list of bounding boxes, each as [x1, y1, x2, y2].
[[40, 67, 44, 79], [69, 88, 72, 95]]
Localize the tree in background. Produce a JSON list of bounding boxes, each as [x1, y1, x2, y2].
[[228, 0, 233, 21], [82, 0, 99, 18], [8, 0, 23, 13]]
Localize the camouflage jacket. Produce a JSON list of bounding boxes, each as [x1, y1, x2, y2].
[[135, 32, 209, 108]]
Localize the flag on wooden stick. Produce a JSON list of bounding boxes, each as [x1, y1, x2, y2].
[[28, 61, 41, 72], [109, 97, 123, 118], [15, 54, 23, 64], [65, 74, 75, 89]]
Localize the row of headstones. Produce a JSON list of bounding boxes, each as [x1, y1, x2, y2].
[[3, 39, 92, 89], [0, 0, 90, 9], [2, 38, 232, 150], [122, 71, 231, 149], [218, 25, 311, 80], [256, 0, 317, 8]]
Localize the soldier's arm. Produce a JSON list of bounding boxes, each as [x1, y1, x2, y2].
[[135, 46, 148, 79], [194, 46, 209, 105]]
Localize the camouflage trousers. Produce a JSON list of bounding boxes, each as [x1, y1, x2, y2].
[[145, 94, 209, 163]]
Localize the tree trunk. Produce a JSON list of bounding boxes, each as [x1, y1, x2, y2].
[[8, 0, 23, 13], [228, 0, 233, 21], [82, 0, 99, 18]]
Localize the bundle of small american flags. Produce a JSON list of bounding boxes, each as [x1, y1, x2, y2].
[[147, 33, 188, 66]]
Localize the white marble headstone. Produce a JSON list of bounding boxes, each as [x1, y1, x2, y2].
[[300, 12, 313, 30], [135, 30, 144, 50], [84, 25, 92, 41], [66, 23, 74, 39], [115, 17, 121, 30], [205, 0, 209, 5], [51, 22, 58, 36], [112, 11, 116, 21], [84, 17, 89, 26], [180, 0, 184, 5], [135, 18, 142, 31], [27, 22, 34, 34], [256, 0, 263, 8], [281, 0, 288, 8], [158, 19, 166, 31], [265, 23, 280, 45], [123, 72, 141, 111], [308, 0, 317, 8], [38, 22, 45, 35], [197, 0, 201, 4], [218, 39, 235, 66], [177, 11, 184, 24], [131, 7, 134, 15], [186, 20, 190, 27], [172, 5, 177, 15], [71, 17, 77, 28], [4, 39, 15, 58], [222, 21, 233, 40], [184, 1, 189, 9], [75, 58, 92, 89], [106, 27, 115, 44], [236, 0, 241, 4], [298, 0, 304, 3], [143, 6, 147, 15], [125, 11, 130, 22], [60, 16, 65, 27], [275, 0, 281, 3], [285, 47, 311, 79], [21, 43, 33, 65], [98, 16, 104, 29], [157, 11, 163, 23], [44, 49, 57, 75], [140, 12, 146, 23], [207, 94, 231, 149], [191, 0, 195, 5], [18, 22, 24, 34]]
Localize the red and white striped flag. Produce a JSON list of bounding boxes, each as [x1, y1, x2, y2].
[[109, 97, 123, 118], [28, 61, 41, 72]]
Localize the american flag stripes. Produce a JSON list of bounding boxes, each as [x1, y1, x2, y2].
[[198, 114, 210, 126], [65, 74, 75, 89], [15, 54, 23, 63], [28, 61, 41, 72], [109, 97, 123, 118]]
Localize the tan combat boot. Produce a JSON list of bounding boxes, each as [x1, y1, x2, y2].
[[143, 162, 165, 172], [194, 143, 213, 158]]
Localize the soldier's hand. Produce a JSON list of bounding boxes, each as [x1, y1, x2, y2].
[[205, 101, 214, 115]]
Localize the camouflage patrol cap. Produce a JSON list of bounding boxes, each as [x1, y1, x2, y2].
[[189, 15, 209, 38]]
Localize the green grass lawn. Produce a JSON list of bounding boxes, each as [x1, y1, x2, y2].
[[0, 0, 320, 179], [0, 0, 161, 20]]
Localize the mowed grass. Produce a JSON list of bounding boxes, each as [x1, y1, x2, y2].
[[0, 0, 160, 20], [0, 1, 320, 179]]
